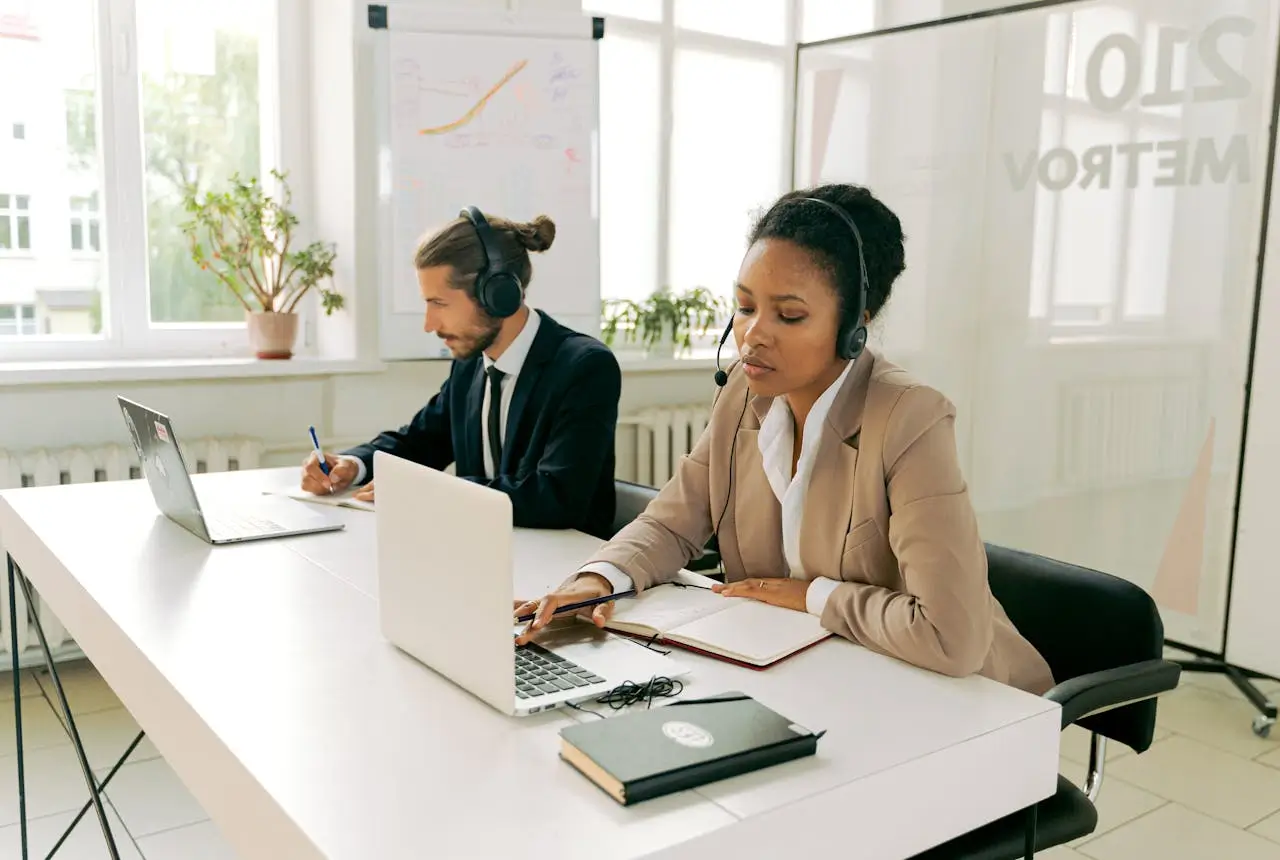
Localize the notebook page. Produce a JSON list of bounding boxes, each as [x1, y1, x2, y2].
[[606, 583, 728, 636], [264, 488, 375, 512], [665, 599, 830, 665]]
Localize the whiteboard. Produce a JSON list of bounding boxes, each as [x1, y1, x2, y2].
[[373, 12, 601, 360]]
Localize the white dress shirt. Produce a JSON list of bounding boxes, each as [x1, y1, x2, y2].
[[344, 309, 541, 484], [581, 359, 855, 617]]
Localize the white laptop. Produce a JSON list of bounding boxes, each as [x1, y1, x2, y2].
[[118, 396, 345, 544], [374, 450, 687, 717]]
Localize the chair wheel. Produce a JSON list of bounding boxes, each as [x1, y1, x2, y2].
[[1253, 716, 1275, 738]]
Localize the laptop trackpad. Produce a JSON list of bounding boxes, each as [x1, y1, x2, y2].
[[537, 625, 689, 685]]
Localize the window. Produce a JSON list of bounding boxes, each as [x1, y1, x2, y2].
[[589, 0, 792, 315], [138, 0, 265, 325], [0, 305, 37, 337], [0, 0, 285, 360], [799, 0, 876, 43], [1027, 6, 1185, 335], [70, 193, 101, 252], [0, 195, 32, 252]]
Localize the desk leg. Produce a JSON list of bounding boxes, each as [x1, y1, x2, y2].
[[7, 554, 28, 860], [11, 563, 122, 860], [1024, 803, 1037, 858]]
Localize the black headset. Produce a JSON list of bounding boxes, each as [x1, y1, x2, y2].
[[460, 205, 523, 319], [713, 195, 870, 387]]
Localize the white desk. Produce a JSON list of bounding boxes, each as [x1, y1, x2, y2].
[[0, 468, 1061, 859]]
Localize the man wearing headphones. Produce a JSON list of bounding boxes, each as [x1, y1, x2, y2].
[[300, 207, 621, 538]]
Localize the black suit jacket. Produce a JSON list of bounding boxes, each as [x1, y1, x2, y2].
[[343, 311, 620, 538]]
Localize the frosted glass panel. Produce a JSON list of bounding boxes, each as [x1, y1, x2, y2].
[[796, 0, 1280, 652]]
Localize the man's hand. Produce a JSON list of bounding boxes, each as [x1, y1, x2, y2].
[[300, 451, 359, 496], [354, 482, 375, 502], [513, 573, 614, 645], [713, 577, 809, 613]]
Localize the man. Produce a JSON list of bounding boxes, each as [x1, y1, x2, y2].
[[301, 207, 620, 537]]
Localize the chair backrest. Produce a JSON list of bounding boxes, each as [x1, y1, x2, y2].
[[985, 543, 1164, 752], [611, 480, 658, 537]]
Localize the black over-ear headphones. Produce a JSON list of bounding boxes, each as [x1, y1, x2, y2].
[[460, 206, 523, 319], [713, 195, 870, 388]]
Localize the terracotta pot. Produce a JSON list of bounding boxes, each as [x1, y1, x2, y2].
[[247, 311, 298, 359]]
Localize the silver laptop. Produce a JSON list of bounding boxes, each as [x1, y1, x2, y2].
[[374, 450, 686, 717], [117, 396, 345, 544]]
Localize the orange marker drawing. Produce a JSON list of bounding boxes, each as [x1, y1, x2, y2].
[[419, 60, 529, 135]]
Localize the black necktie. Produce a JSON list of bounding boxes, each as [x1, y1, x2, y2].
[[486, 366, 505, 477]]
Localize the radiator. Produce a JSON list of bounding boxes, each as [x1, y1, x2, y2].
[[0, 437, 264, 668], [1056, 378, 1202, 490], [616, 405, 710, 487]]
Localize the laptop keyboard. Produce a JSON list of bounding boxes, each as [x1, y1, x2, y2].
[[515, 643, 605, 699], [206, 513, 287, 538]]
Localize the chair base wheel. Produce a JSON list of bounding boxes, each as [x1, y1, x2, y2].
[[1253, 716, 1274, 738]]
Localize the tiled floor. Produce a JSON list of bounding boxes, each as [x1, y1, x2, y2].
[[0, 656, 1275, 858], [0, 661, 233, 859]]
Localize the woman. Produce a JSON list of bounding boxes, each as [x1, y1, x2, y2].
[[517, 184, 1053, 694]]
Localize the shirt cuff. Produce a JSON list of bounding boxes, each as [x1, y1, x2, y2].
[[577, 562, 634, 595], [340, 455, 367, 486], [805, 577, 840, 617]]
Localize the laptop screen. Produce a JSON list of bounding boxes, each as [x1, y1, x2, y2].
[[118, 397, 211, 541]]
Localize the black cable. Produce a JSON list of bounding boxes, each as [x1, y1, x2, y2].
[[595, 676, 684, 711], [710, 389, 751, 574]]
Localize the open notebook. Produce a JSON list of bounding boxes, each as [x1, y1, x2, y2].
[[602, 571, 832, 669], [264, 488, 375, 512]]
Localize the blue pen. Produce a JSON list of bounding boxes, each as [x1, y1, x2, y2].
[[309, 426, 330, 476]]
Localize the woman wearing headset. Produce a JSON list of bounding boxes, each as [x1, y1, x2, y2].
[[516, 184, 1053, 694]]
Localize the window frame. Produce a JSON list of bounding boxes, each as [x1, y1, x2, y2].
[[0, 304, 38, 337], [595, 0, 797, 333], [0, 0, 303, 362], [0, 194, 33, 255]]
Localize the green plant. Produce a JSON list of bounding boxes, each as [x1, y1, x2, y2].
[[601, 287, 728, 354], [180, 169, 344, 316]]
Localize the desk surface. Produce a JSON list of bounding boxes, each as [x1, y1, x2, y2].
[[0, 469, 1060, 860]]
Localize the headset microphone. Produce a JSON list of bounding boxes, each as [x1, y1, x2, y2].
[[712, 318, 734, 387]]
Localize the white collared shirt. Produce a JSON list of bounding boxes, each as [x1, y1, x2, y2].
[[479, 308, 541, 479], [345, 309, 541, 483], [582, 360, 854, 616]]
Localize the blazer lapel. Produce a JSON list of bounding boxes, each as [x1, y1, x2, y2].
[[729, 428, 785, 579], [799, 351, 875, 577], [499, 312, 561, 475]]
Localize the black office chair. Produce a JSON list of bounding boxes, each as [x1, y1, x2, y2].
[[610, 480, 721, 573], [913, 544, 1181, 860]]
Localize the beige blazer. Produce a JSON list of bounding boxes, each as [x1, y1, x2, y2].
[[587, 349, 1054, 695]]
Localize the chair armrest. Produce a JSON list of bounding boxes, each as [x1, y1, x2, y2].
[[1046, 659, 1181, 727]]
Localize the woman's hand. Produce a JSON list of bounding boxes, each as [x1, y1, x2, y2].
[[513, 573, 615, 645], [713, 577, 809, 613]]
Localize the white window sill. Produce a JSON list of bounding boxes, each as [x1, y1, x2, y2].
[[613, 346, 735, 373], [0, 357, 387, 387]]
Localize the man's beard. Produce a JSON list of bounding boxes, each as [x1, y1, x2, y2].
[[446, 316, 502, 360]]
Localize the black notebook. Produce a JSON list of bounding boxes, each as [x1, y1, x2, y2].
[[559, 692, 822, 805]]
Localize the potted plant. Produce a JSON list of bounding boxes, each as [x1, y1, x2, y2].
[[181, 169, 343, 359], [600, 287, 728, 358]]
